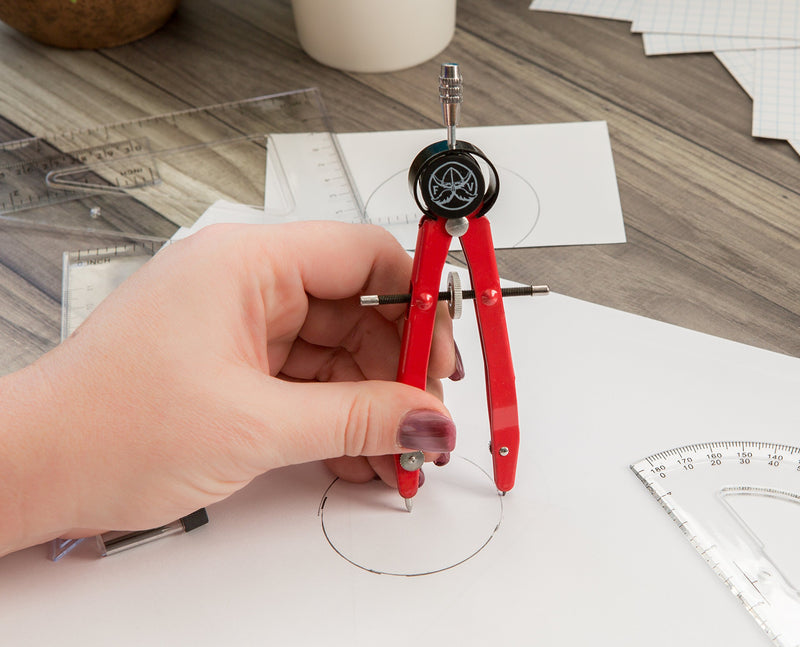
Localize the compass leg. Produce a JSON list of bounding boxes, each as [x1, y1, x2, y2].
[[460, 216, 519, 493]]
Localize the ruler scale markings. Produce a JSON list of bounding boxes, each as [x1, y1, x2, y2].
[[61, 243, 158, 339], [632, 441, 800, 646], [2, 90, 364, 236]]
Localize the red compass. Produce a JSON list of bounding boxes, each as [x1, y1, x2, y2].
[[362, 63, 549, 510]]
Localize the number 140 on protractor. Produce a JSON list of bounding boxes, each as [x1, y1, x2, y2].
[[632, 441, 800, 647]]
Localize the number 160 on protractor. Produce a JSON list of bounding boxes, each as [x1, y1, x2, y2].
[[632, 441, 800, 647]]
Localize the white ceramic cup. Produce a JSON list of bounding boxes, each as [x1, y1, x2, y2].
[[291, 0, 457, 73]]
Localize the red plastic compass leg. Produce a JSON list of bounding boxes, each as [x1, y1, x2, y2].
[[394, 216, 453, 499], [459, 216, 519, 493]]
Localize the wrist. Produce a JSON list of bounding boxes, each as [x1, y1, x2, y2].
[[0, 357, 77, 556]]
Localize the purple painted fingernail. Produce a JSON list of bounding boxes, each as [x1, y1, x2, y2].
[[397, 410, 456, 453], [449, 343, 465, 381], [418, 469, 425, 488], [434, 452, 450, 467]]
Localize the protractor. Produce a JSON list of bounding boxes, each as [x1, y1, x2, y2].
[[631, 441, 800, 646]]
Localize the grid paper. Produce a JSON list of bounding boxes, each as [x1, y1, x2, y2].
[[633, 0, 800, 39], [529, 0, 639, 21], [715, 50, 756, 97], [529, 1, 800, 157], [752, 47, 800, 141], [717, 49, 800, 155], [644, 33, 799, 55]]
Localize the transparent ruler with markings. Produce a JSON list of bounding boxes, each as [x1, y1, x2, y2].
[[0, 89, 363, 237], [61, 243, 159, 339], [632, 441, 800, 646]]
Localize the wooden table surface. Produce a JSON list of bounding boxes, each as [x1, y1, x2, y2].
[[1, 0, 798, 377]]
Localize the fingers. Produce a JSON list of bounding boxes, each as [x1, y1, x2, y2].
[[325, 453, 445, 487], [365, 455, 400, 486], [324, 456, 377, 483], [297, 298, 404, 381], [174, 222, 459, 382], [297, 289, 456, 382], [326, 456, 399, 487], [161, 223, 461, 474], [230, 371, 456, 471], [430, 302, 458, 379], [299, 294, 456, 382], [279, 338, 367, 382], [278, 339, 446, 402], [249, 222, 458, 381], [250, 221, 415, 306]]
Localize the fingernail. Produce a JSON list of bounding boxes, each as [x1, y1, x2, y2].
[[434, 452, 450, 467], [397, 410, 456, 453], [418, 469, 426, 488], [449, 343, 465, 381]]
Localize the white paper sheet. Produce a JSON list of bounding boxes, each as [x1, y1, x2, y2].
[[716, 49, 757, 97], [170, 200, 269, 241], [633, 0, 800, 39], [752, 47, 800, 141], [643, 33, 799, 55], [185, 124, 626, 251], [2, 278, 798, 646], [530, 0, 640, 21], [716, 49, 800, 155], [327, 123, 625, 250], [530, 0, 800, 159]]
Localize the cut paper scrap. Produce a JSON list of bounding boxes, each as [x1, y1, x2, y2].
[[715, 49, 756, 97], [632, 0, 800, 40], [170, 200, 269, 241], [187, 123, 627, 252], [716, 49, 800, 155], [752, 47, 800, 141], [1, 277, 798, 646], [530, 0, 800, 157], [643, 33, 799, 55], [529, 0, 639, 21], [330, 122, 625, 250]]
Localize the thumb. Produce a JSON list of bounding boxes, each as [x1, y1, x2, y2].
[[246, 377, 456, 469]]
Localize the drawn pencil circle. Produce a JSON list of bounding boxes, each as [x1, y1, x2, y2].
[[364, 166, 540, 249], [319, 455, 503, 576]]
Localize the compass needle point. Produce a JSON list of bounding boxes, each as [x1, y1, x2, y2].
[[383, 63, 548, 509]]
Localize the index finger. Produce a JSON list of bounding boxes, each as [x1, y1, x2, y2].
[[241, 220, 457, 379], [256, 220, 414, 313]]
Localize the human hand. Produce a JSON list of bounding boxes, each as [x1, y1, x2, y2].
[[0, 222, 457, 555]]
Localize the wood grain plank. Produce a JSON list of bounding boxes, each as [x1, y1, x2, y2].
[[0, 0, 796, 377], [0, 23, 192, 135], [94, 1, 431, 132], [459, 2, 800, 189], [0, 223, 147, 374], [322, 28, 800, 351]]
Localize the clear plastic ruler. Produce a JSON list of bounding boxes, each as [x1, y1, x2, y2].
[[61, 243, 159, 339], [631, 442, 800, 646], [0, 89, 363, 237]]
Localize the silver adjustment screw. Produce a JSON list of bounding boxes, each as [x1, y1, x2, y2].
[[439, 63, 462, 149], [446, 272, 463, 320], [399, 450, 425, 471], [445, 216, 469, 238]]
